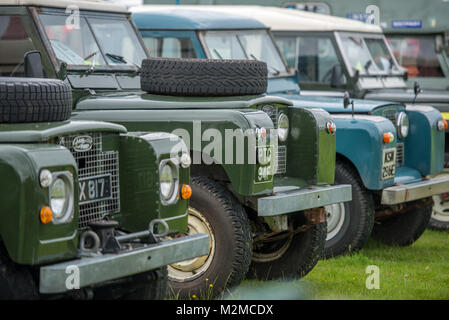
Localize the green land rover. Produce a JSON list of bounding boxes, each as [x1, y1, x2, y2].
[[0, 0, 352, 298], [0, 76, 209, 299]]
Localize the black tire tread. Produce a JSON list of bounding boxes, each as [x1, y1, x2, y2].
[[0, 77, 72, 123], [169, 176, 252, 299], [428, 217, 449, 231], [141, 58, 267, 97], [248, 220, 327, 280], [0, 244, 38, 300], [372, 200, 432, 246]]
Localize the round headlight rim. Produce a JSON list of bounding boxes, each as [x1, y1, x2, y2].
[[48, 171, 74, 224], [277, 112, 289, 142], [396, 112, 409, 139], [159, 159, 180, 205]]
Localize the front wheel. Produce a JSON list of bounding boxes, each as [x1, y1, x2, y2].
[[93, 268, 168, 300], [372, 199, 432, 246], [248, 214, 327, 280], [324, 160, 375, 258], [168, 176, 252, 299], [429, 173, 449, 230], [0, 244, 38, 300]]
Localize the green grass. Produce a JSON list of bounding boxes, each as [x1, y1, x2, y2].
[[228, 230, 449, 300]]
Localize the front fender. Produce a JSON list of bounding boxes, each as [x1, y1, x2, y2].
[[288, 106, 336, 185], [405, 105, 444, 175], [0, 144, 78, 265], [332, 115, 397, 190], [117, 132, 189, 234]]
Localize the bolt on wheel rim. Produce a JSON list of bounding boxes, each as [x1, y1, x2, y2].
[[432, 194, 449, 222], [325, 203, 346, 241], [431, 173, 449, 223], [168, 207, 215, 282]]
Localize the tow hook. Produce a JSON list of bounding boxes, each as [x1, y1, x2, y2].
[[79, 219, 170, 255]]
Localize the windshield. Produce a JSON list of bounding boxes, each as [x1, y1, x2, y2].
[[201, 30, 288, 76], [387, 35, 445, 78], [338, 33, 401, 76], [39, 12, 147, 69]]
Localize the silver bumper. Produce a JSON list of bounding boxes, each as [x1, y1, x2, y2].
[[39, 233, 209, 294], [381, 176, 449, 205], [257, 184, 352, 216]]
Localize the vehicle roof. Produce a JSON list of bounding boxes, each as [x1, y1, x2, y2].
[[0, 0, 128, 13], [131, 5, 267, 30], [207, 6, 382, 33]]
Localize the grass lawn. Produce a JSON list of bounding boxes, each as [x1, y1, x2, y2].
[[228, 230, 449, 300]]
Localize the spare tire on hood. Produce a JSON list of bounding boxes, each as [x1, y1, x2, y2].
[[140, 58, 268, 97], [0, 77, 72, 123]]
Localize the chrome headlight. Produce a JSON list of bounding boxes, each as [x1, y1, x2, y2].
[[277, 113, 289, 142], [396, 112, 409, 139], [159, 160, 179, 204], [48, 172, 74, 224]]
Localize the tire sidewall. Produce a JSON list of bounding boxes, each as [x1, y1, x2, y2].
[[168, 178, 250, 297]]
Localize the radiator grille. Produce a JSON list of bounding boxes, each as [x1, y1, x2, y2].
[[260, 105, 278, 127], [396, 143, 404, 167], [275, 145, 287, 174], [382, 109, 398, 124], [58, 133, 120, 229]]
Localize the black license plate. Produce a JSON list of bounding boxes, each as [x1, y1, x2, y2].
[[381, 148, 396, 180], [79, 174, 112, 204], [256, 146, 274, 183]]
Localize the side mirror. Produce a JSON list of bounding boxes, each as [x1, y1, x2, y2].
[[413, 81, 422, 104], [330, 64, 343, 88], [343, 91, 351, 109], [343, 91, 355, 118], [414, 81, 422, 96], [24, 50, 44, 78]]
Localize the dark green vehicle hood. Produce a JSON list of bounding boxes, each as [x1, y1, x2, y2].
[[0, 121, 126, 143], [75, 91, 293, 110]]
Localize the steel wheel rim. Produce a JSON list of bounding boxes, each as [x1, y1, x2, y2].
[[431, 173, 449, 223], [325, 203, 346, 241], [168, 207, 215, 282], [252, 235, 293, 263], [432, 194, 449, 222]]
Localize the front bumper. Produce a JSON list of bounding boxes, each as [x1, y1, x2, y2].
[[257, 184, 352, 216], [381, 176, 449, 205], [39, 233, 209, 294]]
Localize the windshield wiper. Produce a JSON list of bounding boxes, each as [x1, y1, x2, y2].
[[364, 60, 372, 74], [105, 53, 141, 73], [250, 54, 280, 76], [84, 51, 98, 75]]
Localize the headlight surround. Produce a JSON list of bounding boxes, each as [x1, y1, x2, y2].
[[277, 113, 289, 142], [396, 112, 409, 139], [159, 160, 179, 204], [48, 171, 74, 224]]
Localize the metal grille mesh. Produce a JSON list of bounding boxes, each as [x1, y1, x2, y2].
[[260, 105, 287, 175], [382, 109, 398, 123], [58, 133, 120, 229], [275, 145, 287, 174], [396, 143, 404, 167]]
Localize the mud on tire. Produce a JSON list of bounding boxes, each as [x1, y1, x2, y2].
[[141, 58, 267, 97], [0, 77, 72, 123]]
